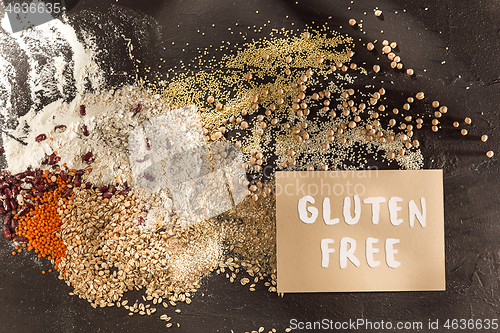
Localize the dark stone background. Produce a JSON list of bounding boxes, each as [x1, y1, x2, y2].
[[0, 0, 499, 332]]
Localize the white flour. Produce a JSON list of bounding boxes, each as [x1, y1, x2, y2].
[[0, 12, 104, 115], [1, 9, 103, 174], [5, 85, 175, 229], [0, 11, 175, 229], [0, 10, 122, 174]]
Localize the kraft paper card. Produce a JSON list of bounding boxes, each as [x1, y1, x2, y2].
[[276, 170, 445, 293]]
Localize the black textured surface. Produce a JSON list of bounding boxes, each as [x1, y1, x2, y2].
[[1, 1, 500, 332]]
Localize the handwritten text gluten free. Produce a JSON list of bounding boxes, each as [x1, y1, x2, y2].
[[297, 195, 426, 270]]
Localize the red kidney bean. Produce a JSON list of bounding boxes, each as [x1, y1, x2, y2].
[[34, 177, 43, 186], [108, 185, 116, 193], [82, 124, 89, 136], [34, 185, 45, 192], [3, 226, 11, 240], [46, 183, 57, 191], [61, 188, 73, 198], [17, 207, 29, 217], [4, 215, 11, 226], [118, 189, 130, 196], [35, 134, 47, 142], [24, 193, 32, 199], [60, 170, 67, 181], [54, 156, 61, 164], [12, 187, 18, 197], [48, 153, 56, 165], [11, 218, 17, 230], [82, 152, 93, 162], [137, 216, 145, 226], [54, 124, 67, 133], [76, 169, 85, 176], [0, 147, 3, 153], [146, 138, 151, 150], [132, 103, 142, 116], [102, 192, 113, 198], [4, 188, 10, 199], [74, 175, 81, 188], [85, 182, 92, 189], [14, 236, 27, 243], [9, 199, 17, 211], [14, 172, 26, 180], [80, 105, 86, 116], [25, 201, 34, 210], [3, 200, 9, 212], [33, 191, 44, 197], [35, 169, 42, 178], [0, 183, 9, 191], [98, 185, 108, 193]]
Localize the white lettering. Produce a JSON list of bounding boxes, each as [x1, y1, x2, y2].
[[385, 238, 401, 268], [298, 195, 318, 224], [363, 196, 386, 224], [322, 198, 339, 225], [321, 238, 335, 267], [343, 195, 361, 225], [388, 197, 403, 226], [366, 237, 380, 268], [340, 237, 360, 268], [409, 197, 426, 228]]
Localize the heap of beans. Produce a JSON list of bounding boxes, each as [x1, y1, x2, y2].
[[1, 155, 131, 274]]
